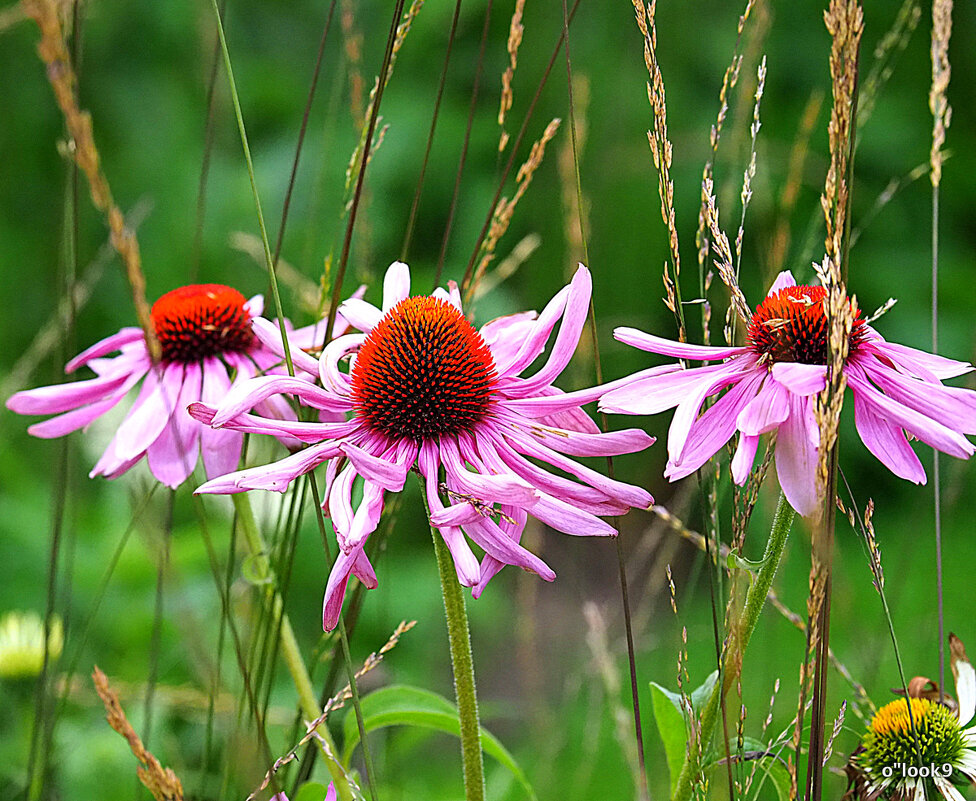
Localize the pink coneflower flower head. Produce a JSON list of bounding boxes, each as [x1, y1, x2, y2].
[[599, 270, 976, 517], [190, 262, 655, 630], [6, 284, 327, 489]]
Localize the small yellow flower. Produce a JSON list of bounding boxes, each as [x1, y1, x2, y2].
[[0, 611, 64, 679]]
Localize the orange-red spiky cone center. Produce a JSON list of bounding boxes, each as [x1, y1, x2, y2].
[[350, 296, 498, 441], [747, 285, 866, 365], [150, 284, 254, 363]]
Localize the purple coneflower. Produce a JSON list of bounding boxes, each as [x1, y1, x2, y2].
[[599, 270, 976, 516], [6, 284, 330, 489], [189, 262, 654, 629]]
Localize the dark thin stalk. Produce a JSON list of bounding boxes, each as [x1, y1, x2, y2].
[[324, 0, 407, 343], [460, 0, 582, 295], [436, 0, 492, 286], [402, 0, 462, 265]]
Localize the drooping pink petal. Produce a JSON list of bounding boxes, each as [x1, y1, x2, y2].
[[439, 438, 538, 506], [328, 464, 357, 548], [731, 434, 760, 484], [199, 358, 244, 480], [339, 439, 413, 492], [64, 327, 145, 373], [613, 327, 745, 361], [770, 362, 827, 396], [851, 388, 926, 483], [194, 440, 342, 493], [774, 394, 820, 517], [862, 336, 974, 381], [250, 317, 321, 375], [24, 367, 147, 438], [472, 505, 527, 599], [109, 364, 182, 464], [527, 385, 602, 433], [479, 311, 539, 370], [382, 261, 411, 311], [6, 358, 147, 416], [322, 543, 377, 631], [665, 369, 765, 480], [526, 492, 617, 537], [147, 361, 203, 488], [599, 360, 745, 420], [737, 376, 790, 435], [846, 363, 974, 459], [189, 402, 360, 443], [319, 334, 363, 396], [341, 480, 386, 552], [421, 445, 481, 586], [495, 409, 653, 458], [493, 284, 571, 378], [210, 375, 348, 426], [460, 515, 555, 581]]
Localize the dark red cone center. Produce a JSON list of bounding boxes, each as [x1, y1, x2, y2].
[[350, 296, 498, 441], [747, 284, 866, 365], [150, 284, 254, 363]]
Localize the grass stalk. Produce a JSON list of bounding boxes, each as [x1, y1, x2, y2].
[[672, 492, 795, 801]]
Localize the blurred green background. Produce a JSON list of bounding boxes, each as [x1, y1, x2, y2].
[[1, 0, 975, 798]]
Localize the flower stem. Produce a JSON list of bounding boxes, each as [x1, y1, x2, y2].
[[672, 492, 795, 801], [231, 493, 354, 801], [422, 488, 485, 801]]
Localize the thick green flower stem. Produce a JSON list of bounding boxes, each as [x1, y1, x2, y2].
[[672, 493, 795, 801], [230, 493, 354, 801], [428, 505, 486, 801]]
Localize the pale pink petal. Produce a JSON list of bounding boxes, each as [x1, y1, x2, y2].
[[852, 388, 925, 483], [480, 311, 539, 369], [341, 480, 385, 551], [737, 377, 790, 435], [147, 362, 203, 488], [190, 401, 358, 443], [382, 261, 411, 311], [328, 465, 357, 548], [472, 505, 527, 598], [199, 358, 244, 479], [527, 493, 617, 536], [846, 363, 974, 458], [731, 434, 760, 484], [517, 266, 591, 392], [420, 446, 481, 586], [244, 294, 264, 317], [666, 370, 765, 479], [600, 360, 746, 420], [250, 317, 320, 375], [857, 358, 976, 434], [339, 440, 413, 492], [493, 284, 570, 378], [528, 385, 601, 433], [439, 439, 538, 505], [322, 543, 377, 631], [7, 360, 146, 416], [64, 327, 145, 372], [194, 441, 341, 494], [24, 367, 147, 438], [497, 412, 653, 457], [110, 364, 181, 463], [774, 394, 820, 517], [767, 270, 796, 294], [460, 516, 555, 581], [210, 375, 348, 426], [613, 327, 745, 361], [338, 297, 383, 333], [863, 336, 973, 380], [770, 362, 827, 396], [319, 334, 363, 396]]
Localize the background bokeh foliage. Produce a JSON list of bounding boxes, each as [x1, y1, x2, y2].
[[1, 0, 975, 798]]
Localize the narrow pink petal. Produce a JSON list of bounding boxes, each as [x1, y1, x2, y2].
[[516, 266, 591, 392], [731, 434, 760, 484], [666, 369, 765, 479], [767, 270, 796, 294], [770, 362, 827, 396], [250, 317, 321, 375], [322, 545, 364, 631], [527, 493, 617, 536], [528, 385, 601, 433], [737, 378, 790, 435], [439, 439, 538, 505], [613, 327, 745, 361], [774, 394, 820, 517], [430, 502, 484, 527], [432, 283, 463, 311], [600, 360, 745, 420], [199, 358, 244, 479], [421, 456, 481, 586], [211, 375, 347, 425], [147, 362, 203, 488], [7, 364, 143, 416], [472, 505, 528, 598], [493, 285, 570, 377], [24, 367, 146, 438], [194, 441, 341, 494], [111, 364, 180, 463], [338, 297, 383, 333], [480, 311, 539, 370], [668, 360, 758, 462], [846, 363, 974, 458], [382, 261, 411, 311], [341, 480, 385, 551], [852, 389, 926, 483], [319, 334, 362, 396], [339, 440, 412, 491], [328, 465, 357, 548], [460, 516, 555, 581], [856, 358, 976, 434], [65, 327, 145, 373], [864, 337, 973, 380], [519, 422, 655, 458]]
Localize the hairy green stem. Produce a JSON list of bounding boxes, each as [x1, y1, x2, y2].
[[231, 493, 353, 801], [672, 493, 795, 801], [423, 488, 485, 801]]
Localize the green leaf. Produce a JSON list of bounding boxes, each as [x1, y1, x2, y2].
[[727, 548, 769, 576], [292, 782, 329, 801], [690, 670, 719, 714], [342, 685, 537, 801], [649, 682, 689, 793]]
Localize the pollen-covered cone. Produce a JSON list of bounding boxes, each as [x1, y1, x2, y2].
[[599, 270, 976, 517], [190, 262, 656, 629], [6, 285, 349, 489]]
